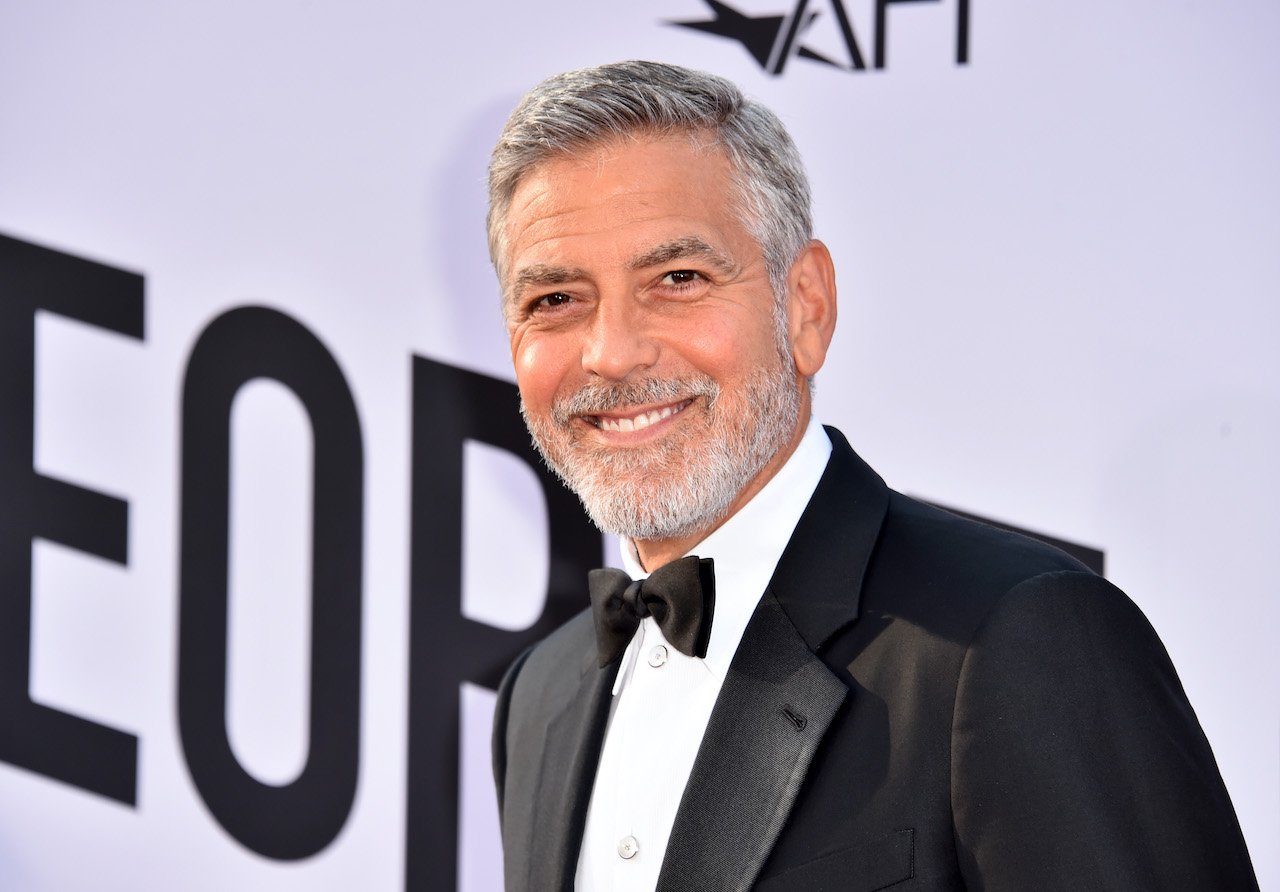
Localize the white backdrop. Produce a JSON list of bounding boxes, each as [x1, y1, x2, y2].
[[1, 0, 1276, 889]]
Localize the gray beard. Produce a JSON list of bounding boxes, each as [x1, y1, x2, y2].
[[522, 359, 802, 542]]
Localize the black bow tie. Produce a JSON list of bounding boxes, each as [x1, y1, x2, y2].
[[588, 555, 716, 668]]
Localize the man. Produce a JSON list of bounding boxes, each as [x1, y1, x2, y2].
[[487, 61, 1257, 891]]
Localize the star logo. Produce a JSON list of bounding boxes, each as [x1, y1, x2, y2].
[[668, 0, 971, 76]]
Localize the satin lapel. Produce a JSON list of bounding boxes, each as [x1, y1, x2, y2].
[[526, 647, 617, 892], [768, 426, 890, 651], [656, 428, 890, 891], [657, 592, 847, 892]]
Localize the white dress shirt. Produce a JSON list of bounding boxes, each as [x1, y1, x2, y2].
[[575, 418, 833, 891]]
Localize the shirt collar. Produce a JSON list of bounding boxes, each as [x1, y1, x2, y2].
[[618, 417, 832, 679]]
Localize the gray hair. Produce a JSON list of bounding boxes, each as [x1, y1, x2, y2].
[[486, 60, 813, 302]]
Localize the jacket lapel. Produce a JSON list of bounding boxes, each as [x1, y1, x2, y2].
[[657, 592, 848, 892], [526, 646, 617, 892], [656, 428, 890, 891]]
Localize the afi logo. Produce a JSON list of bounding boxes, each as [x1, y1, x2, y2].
[[670, 0, 970, 75]]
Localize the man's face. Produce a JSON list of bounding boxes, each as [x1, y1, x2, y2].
[[501, 135, 806, 544]]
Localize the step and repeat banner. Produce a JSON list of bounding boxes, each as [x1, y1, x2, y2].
[[2, 1, 1276, 889]]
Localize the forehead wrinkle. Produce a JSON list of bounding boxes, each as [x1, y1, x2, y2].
[[628, 236, 738, 276]]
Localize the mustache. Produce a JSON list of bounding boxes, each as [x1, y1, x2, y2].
[[551, 376, 720, 425]]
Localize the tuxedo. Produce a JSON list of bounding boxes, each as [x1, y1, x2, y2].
[[492, 428, 1257, 891]]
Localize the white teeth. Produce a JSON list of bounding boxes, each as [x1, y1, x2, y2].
[[596, 402, 683, 433]]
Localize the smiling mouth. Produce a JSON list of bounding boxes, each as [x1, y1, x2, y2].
[[587, 399, 693, 433]]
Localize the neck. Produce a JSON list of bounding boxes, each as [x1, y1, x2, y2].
[[633, 402, 812, 570]]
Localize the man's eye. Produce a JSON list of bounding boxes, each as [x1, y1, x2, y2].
[[533, 292, 573, 311], [661, 270, 701, 287]]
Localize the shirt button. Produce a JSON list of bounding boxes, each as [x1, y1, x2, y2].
[[647, 645, 668, 668], [617, 835, 639, 860]]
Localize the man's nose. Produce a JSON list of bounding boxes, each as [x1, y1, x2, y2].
[[580, 297, 659, 381]]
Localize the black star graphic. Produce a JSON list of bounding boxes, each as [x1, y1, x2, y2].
[[669, 0, 819, 70]]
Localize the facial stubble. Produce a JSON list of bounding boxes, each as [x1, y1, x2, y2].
[[521, 350, 802, 543]]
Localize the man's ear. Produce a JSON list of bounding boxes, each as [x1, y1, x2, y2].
[[786, 240, 838, 378]]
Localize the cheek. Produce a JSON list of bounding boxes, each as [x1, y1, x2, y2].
[[676, 315, 776, 382], [512, 334, 574, 409]]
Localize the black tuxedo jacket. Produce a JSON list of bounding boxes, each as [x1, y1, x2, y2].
[[492, 429, 1257, 891]]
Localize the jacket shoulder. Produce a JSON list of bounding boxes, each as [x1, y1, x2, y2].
[[862, 492, 1096, 631], [886, 491, 1090, 583]]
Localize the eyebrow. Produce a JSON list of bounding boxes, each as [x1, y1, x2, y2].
[[628, 236, 737, 275], [509, 263, 588, 301]]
